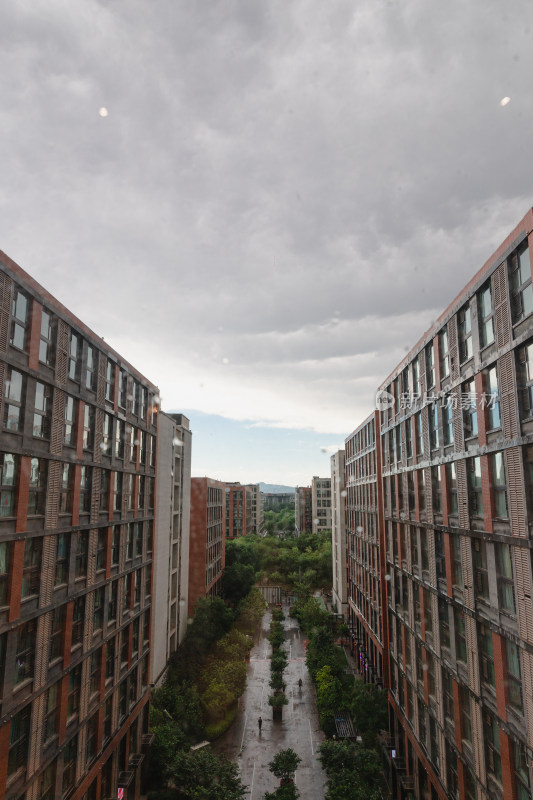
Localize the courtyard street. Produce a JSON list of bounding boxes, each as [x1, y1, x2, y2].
[[212, 606, 327, 800]]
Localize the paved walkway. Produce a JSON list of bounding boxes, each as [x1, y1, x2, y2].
[[212, 606, 327, 799]]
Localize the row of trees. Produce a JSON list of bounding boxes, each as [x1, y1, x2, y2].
[[146, 589, 265, 798], [290, 594, 387, 800], [223, 529, 332, 595]]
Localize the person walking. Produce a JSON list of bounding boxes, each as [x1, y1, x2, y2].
[[258, 716, 263, 733]]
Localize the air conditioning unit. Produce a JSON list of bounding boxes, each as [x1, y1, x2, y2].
[[129, 753, 144, 768], [117, 771, 134, 788], [142, 733, 155, 748]]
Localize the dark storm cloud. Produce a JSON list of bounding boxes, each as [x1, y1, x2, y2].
[[0, 0, 532, 431]]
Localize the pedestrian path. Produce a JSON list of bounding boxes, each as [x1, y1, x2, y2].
[[212, 606, 327, 799]]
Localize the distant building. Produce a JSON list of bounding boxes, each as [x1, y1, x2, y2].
[[294, 486, 312, 533], [263, 492, 294, 510], [330, 451, 347, 617], [311, 476, 331, 533], [248, 483, 264, 533], [189, 478, 226, 614], [225, 482, 253, 539], [151, 412, 191, 687]]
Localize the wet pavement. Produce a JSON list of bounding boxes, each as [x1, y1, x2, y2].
[[212, 606, 327, 799]]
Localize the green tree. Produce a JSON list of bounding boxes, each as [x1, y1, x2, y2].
[[222, 563, 256, 605], [349, 681, 388, 747], [166, 748, 246, 800], [268, 748, 302, 782], [318, 740, 382, 800]]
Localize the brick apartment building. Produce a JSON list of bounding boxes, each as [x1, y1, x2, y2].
[[330, 451, 348, 617], [151, 412, 191, 687], [345, 209, 533, 800], [311, 476, 332, 533], [225, 482, 253, 539], [249, 483, 264, 534], [344, 413, 388, 691], [294, 486, 312, 534], [188, 478, 226, 615], [0, 250, 161, 800]]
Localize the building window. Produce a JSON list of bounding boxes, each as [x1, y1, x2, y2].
[[86, 345, 97, 390], [3, 367, 25, 431], [454, 606, 467, 663], [429, 403, 439, 449], [55, 533, 69, 585], [93, 586, 105, 630], [106, 637, 116, 680], [86, 712, 98, 765], [467, 457, 483, 519], [486, 366, 501, 429], [105, 359, 115, 402], [15, 618, 36, 683], [509, 244, 533, 324], [111, 527, 120, 565], [491, 452, 508, 518], [479, 281, 495, 347], [435, 529, 446, 581], [113, 471, 123, 512], [39, 309, 55, 366], [412, 356, 420, 394], [102, 412, 113, 455], [64, 395, 76, 446], [440, 327, 450, 379], [505, 638, 522, 710], [62, 734, 78, 795], [0, 452, 17, 517], [496, 543, 515, 614], [68, 332, 80, 380], [458, 305, 473, 362], [478, 623, 495, 688], [21, 536, 42, 598], [38, 761, 56, 800], [438, 597, 450, 648], [405, 417, 413, 459], [138, 474, 145, 511], [7, 703, 31, 777], [484, 712, 502, 785], [72, 596, 85, 646], [134, 569, 141, 606], [425, 342, 435, 389], [33, 381, 52, 438], [115, 419, 124, 458], [431, 466, 442, 513], [108, 580, 118, 623], [49, 603, 64, 662], [67, 664, 82, 718], [513, 739, 531, 800], [451, 533, 462, 586], [472, 538, 489, 601], [28, 457, 47, 515], [74, 531, 89, 577], [446, 462, 458, 515], [134, 522, 142, 557], [10, 288, 29, 351], [460, 686, 472, 747], [516, 339, 533, 418], [443, 401, 454, 445], [83, 404, 94, 450], [79, 466, 91, 513], [44, 681, 59, 741], [89, 650, 101, 699], [126, 473, 134, 511], [118, 370, 127, 408], [96, 529, 107, 570], [59, 463, 73, 513], [442, 670, 454, 725], [463, 379, 478, 438], [0, 541, 10, 606]]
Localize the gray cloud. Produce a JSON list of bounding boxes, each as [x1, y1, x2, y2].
[[1, 0, 533, 434]]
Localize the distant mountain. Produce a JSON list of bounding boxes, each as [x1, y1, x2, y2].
[[259, 482, 295, 494]]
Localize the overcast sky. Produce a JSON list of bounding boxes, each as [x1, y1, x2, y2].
[[1, 1, 533, 484]]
